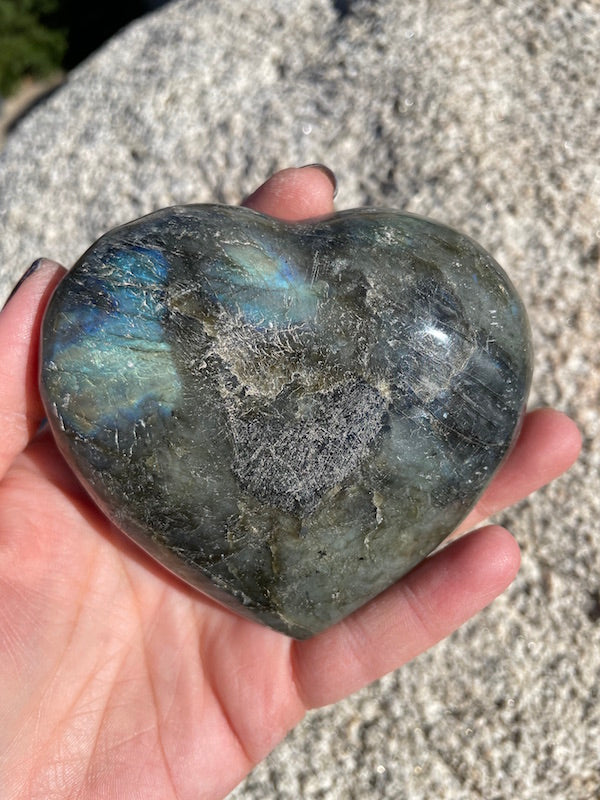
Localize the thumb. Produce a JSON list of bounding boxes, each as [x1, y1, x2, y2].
[[0, 259, 66, 481]]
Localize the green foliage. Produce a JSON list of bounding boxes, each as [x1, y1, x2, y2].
[[0, 0, 67, 96]]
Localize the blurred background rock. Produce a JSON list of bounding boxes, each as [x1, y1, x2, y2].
[[0, 0, 171, 140]]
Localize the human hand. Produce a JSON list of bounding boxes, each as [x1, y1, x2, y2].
[[0, 167, 581, 800]]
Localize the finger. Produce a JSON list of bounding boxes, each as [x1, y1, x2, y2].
[[454, 408, 581, 536], [292, 525, 520, 709], [242, 165, 336, 220], [0, 259, 66, 481]]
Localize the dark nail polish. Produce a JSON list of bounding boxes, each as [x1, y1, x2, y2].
[[2, 259, 46, 310], [300, 164, 338, 199]]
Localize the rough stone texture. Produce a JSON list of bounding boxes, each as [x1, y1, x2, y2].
[[1, 0, 598, 797]]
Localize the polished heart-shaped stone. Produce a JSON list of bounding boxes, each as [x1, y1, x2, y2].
[[40, 205, 532, 638]]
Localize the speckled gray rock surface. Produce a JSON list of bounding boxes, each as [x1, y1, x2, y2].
[[1, 1, 598, 797]]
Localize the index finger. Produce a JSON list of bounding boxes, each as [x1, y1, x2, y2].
[[242, 165, 336, 220]]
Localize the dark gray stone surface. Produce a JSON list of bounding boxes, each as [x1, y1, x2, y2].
[[1, 0, 598, 797], [40, 205, 530, 637]]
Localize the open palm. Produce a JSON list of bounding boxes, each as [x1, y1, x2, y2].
[[0, 168, 580, 800]]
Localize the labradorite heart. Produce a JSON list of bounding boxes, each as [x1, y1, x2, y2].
[[40, 205, 531, 638]]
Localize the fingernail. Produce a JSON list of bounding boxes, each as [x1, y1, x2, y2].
[[2, 258, 46, 310], [300, 164, 338, 199]]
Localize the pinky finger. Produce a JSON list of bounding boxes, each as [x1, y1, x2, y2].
[[292, 525, 520, 709]]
